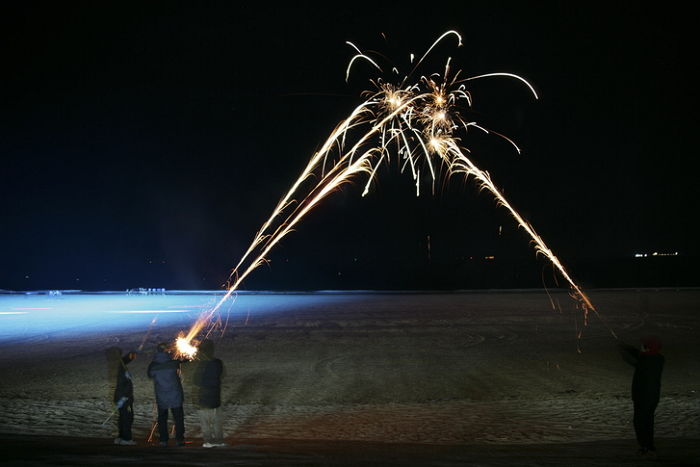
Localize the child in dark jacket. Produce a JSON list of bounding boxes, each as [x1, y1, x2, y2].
[[114, 350, 137, 445]]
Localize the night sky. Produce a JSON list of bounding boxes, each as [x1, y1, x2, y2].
[[2, 3, 697, 291]]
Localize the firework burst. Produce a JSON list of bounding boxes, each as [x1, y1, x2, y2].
[[175, 30, 610, 358]]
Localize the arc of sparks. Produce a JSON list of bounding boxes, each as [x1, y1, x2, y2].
[[442, 139, 614, 338], [175, 31, 609, 358], [179, 95, 427, 350], [346, 41, 383, 83]]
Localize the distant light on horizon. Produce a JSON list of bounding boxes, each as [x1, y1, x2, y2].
[[635, 252, 679, 258]]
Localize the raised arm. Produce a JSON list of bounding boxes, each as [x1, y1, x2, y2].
[[618, 342, 640, 367]]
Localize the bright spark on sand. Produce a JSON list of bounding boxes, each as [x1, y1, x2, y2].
[[174, 30, 608, 358]]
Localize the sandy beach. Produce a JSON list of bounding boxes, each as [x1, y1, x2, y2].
[[1, 289, 698, 465]]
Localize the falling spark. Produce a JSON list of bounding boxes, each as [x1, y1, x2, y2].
[[138, 317, 158, 352], [174, 30, 611, 357]]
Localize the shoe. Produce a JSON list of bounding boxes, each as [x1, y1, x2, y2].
[[213, 442, 227, 447], [158, 441, 168, 447], [176, 440, 186, 447], [203, 442, 215, 448], [114, 437, 122, 445], [119, 439, 136, 446]]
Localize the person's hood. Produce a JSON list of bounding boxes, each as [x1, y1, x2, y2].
[[122, 351, 136, 365], [153, 351, 172, 363], [641, 336, 662, 355]]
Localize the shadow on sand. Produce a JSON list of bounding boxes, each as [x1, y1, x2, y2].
[[1, 434, 699, 466]]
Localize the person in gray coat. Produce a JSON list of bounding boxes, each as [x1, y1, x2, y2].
[[147, 342, 185, 446]]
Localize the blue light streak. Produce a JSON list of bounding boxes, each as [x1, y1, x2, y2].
[[0, 292, 360, 343]]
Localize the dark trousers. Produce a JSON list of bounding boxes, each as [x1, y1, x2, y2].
[[118, 404, 134, 441], [633, 400, 658, 450], [157, 406, 185, 442]]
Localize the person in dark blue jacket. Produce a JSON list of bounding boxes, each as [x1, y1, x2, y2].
[[114, 350, 137, 445], [619, 336, 664, 456], [193, 339, 225, 447], [147, 342, 185, 446]]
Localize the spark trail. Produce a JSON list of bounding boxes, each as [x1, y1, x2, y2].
[[175, 31, 608, 358]]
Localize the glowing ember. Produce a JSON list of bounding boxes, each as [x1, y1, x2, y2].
[[175, 30, 612, 349], [175, 335, 198, 360]]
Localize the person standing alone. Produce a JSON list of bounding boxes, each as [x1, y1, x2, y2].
[[148, 342, 186, 446], [619, 336, 665, 456]]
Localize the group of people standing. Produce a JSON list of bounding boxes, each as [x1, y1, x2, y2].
[[110, 336, 664, 454], [112, 339, 226, 448]]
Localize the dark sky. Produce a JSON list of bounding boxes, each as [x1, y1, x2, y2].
[[1, 2, 697, 291]]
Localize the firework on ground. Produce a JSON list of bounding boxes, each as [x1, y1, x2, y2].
[[175, 31, 609, 358]]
